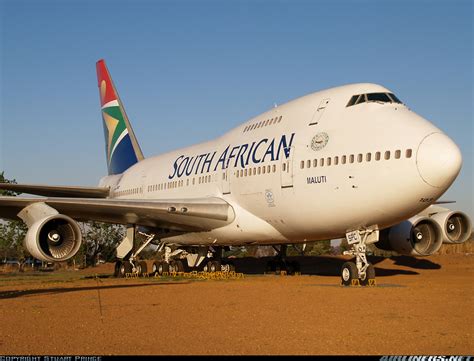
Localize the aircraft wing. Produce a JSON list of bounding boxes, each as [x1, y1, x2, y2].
[[0, 196, 235, 232], [0, 183, 110, 198]]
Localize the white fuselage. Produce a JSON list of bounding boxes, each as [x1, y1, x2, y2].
[[99, 83, 462, 246]]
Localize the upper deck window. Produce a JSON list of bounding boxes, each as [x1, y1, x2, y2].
[[347, 92, 403, 107]]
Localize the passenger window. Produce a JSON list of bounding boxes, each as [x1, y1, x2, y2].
[[327, 157, 331, 166], [342, 155, 346, 164], [267, 165, 271, 173], [349, 154, 354, 163], [282, 163, 286, 172], [272, 164, 276, 173], [307, 160, 311, 168], [253, 168, 256, 175], [262, 166, 266, 174], [366, 153, 371, 162], [334, 156, 339, 165], [395, 150, 401, 159], [244, 169, 248, 176], [375, 152, 381, 161], [278, 116, 283, 123], [258, 167, 261, 175], [406, 149, 412, 158], [320, 158, 324, 167], [313, 159, 318, 167], [385, 151, 391, 160], [300, 160, 305, 169], [357, 154, 363, 163]]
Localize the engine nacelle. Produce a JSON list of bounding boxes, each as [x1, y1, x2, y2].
[[23, 214, 82, 262], [377, 216, 443, 256], [431, 211, 471, 244], [19, 203, 82, 262]]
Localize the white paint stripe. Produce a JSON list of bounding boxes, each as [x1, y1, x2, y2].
[[110, 129, 129, 159], [102, 100, 119, 109]]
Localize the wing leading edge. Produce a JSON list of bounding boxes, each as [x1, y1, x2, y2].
[[0, 196, 235, 233], [0, 183, 110, 198]]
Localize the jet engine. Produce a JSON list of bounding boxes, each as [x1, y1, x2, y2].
[[377, 216, 443, 256], [20, 204, 82, 262], [23, 214, 82, 262], [431, 211, 471, 244]]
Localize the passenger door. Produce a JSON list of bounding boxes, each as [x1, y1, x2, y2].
[[309, 98, 330, 126], [221, 169, 231, 195], [280, 146, 294, 188]]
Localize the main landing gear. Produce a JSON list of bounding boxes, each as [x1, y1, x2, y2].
[[115, 231, 156, 278], [341, 228, 378, 286], [265, 245, 300, 275]]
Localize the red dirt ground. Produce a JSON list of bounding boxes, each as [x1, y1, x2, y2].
[[0, 254, 472, 355]]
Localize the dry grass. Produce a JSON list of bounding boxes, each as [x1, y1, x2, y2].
[[437, 240, 474, 255]]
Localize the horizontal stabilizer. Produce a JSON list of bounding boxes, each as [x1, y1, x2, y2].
[[0, 183, 110, 198]]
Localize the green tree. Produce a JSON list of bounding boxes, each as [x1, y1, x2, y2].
[[0, 172, 28, 264], [77, 221, 125, 266]]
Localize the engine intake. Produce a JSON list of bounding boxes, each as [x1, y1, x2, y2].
[[19, 203, 82, 262], [431, 211, 471, 244], [377, 216, 443, 256]]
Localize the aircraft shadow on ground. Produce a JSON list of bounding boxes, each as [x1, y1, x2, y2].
[[231, 255, 441, 277], [0, 281, 190, 300]]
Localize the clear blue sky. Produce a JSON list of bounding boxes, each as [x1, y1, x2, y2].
[[0, 0, 472, 219]]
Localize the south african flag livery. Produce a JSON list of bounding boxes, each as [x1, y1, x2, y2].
[[96, 59, 144, 175]]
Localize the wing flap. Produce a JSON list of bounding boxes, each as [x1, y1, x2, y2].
[[0, 196, 234, 232], [0, 183, 110, 198]]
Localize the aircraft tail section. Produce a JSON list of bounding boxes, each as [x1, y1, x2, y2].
[[96, 59, 144, 175]]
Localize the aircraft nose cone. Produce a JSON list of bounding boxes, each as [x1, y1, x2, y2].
[[416, 132, 462, 188]]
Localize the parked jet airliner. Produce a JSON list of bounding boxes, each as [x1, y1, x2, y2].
[[0, 60, 471, 285]]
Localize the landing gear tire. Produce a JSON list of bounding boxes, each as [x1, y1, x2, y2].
[[114, 261, 122, 277], [341, 261, 358, 286], [152, 261, 160, 275], [221, 263, 235, 273], [119, 261, 132, 278], [360, 263, 376, 286], [160, 261, 169, 275], [153, 261, 169, 276], [208, 260, 221, 273], [137, 261, 148, 276], [170, 260, 184, 273]]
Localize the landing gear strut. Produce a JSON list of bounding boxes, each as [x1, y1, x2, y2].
[[266, 245, 300, 275], [341, 228, 378, 286], [115, 230, 156, 277]]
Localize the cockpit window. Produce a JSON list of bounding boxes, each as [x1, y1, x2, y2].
[[387, 93, 402, 103], [346, 92, 403, 107], [356, 94, 366, 104], [367, 93, 392, 103], [347, 95, 358, 107]]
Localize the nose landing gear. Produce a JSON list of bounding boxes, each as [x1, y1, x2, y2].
[[341, 228, 378, 286]]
